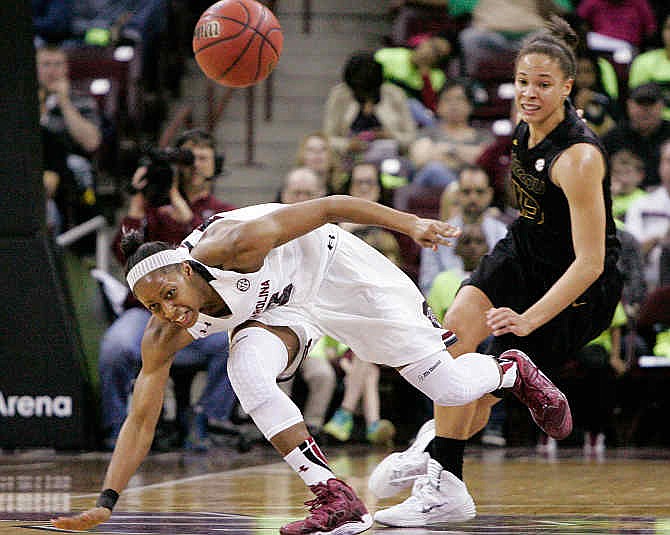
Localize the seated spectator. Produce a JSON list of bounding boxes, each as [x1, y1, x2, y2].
[[418, 165, 507, 294], [294, 132, 346, 194], [603, 83, 670, 189], [99, 129, 237, 452], [37, 42, 102, 235], [323, 51, 416, 166], [572, 51, 618, 137], [458, 0, 566, 77], [278, 167, 327, 204], [374, 35, 452, 126], [628, 14, 670, 121], [576, 0, 656, 55], [322, 226, 401, 446], [610, 149, 648, 223], [410, 78, 494, 188], [339, 163, 392, 233], [276, 169, 336, 437], [625, 138, 670, 291]]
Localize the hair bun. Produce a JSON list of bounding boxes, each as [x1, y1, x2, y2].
[[545, 15, 579, 52], [120, 227, 144, 262]]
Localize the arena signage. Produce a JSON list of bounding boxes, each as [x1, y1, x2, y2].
[[0, 392, 72, 418]]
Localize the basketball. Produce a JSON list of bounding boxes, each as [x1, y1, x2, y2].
[[192, 0, 283, 88]]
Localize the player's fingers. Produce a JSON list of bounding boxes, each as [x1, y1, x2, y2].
[[437, 222, 461, 238], [490, 325, 511, 336], [433, 236, 454, 247], [51, 509, 106, 530], [485, 308, 509, 323]]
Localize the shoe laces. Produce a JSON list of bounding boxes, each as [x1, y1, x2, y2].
[[304, 482, 361, 524], [406, 474, 444, 510]]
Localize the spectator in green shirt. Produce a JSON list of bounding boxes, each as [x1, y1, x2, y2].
[[375, 36, 451, 126]]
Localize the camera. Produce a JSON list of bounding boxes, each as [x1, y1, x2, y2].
[[134, 147, 195, 207]]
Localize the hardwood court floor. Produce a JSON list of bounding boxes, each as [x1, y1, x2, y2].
[[1, 443, 669, 534]]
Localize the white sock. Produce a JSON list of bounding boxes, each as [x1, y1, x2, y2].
[[498, 358, 518, 388], [284, 437, 335, 486]]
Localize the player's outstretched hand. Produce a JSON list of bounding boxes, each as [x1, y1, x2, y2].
[[412, 217, 461, 250], [486, 307, 535, 337], [51, 506, 111, 531]]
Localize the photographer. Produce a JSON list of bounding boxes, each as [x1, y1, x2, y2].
[[100, 129, 237, 452], [115, 129, 234, 253]]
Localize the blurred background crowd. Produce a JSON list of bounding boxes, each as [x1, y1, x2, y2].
[[27, 0, 670, 455]]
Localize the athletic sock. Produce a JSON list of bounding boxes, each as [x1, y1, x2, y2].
[[284, 437, 335, 486], [431, 437, 465, 480], [497, 358, 518, 388]]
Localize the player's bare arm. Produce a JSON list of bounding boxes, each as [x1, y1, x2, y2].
[[51, 335, 178, 531], [192, 195, 461, 271], [488, 143, 607, 336]]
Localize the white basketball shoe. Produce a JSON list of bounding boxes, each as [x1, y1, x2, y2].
[[368, 418, 435, 499], [373, 458, 476, 527]]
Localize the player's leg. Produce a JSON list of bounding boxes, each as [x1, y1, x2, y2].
[[374, 286, 573, 527], [227, 324, 371, 535], [372, 287, 492, 525], [432, 286, 497, 483], [369, 285, 493, 498]]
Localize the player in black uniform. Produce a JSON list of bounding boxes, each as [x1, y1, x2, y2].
[[373, 16, 623, 527]]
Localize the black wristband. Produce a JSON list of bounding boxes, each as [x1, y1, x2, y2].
[[96, 488, 119, 511]]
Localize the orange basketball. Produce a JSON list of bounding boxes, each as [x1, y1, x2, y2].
[[192, 0, 283, 87]]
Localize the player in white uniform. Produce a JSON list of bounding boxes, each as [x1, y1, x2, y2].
[[52, 195, 571, 535]]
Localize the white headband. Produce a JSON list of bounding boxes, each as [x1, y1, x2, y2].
[[126, 247, 191, 291]]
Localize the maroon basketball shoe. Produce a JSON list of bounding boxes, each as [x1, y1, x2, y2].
[[280, 478, 373, 535], [499, 349, 573, 440]]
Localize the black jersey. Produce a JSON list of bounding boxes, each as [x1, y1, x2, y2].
[[509, 100, 620, 278]]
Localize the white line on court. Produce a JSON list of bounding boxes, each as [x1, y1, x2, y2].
[[71, 461, 289, 499]]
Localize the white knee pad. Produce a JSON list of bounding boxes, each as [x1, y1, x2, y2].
[[400, 351, 500, 406], [228, 327, 303, 440]]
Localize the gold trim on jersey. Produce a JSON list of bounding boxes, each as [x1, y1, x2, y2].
[[511, 154, 545, 224]]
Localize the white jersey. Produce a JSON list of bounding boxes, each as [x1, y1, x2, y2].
[[181, 203, 453, 371]]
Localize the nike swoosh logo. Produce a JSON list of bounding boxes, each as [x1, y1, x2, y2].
[[421, 503, 445, 513], [571, 301, 587, 308]]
